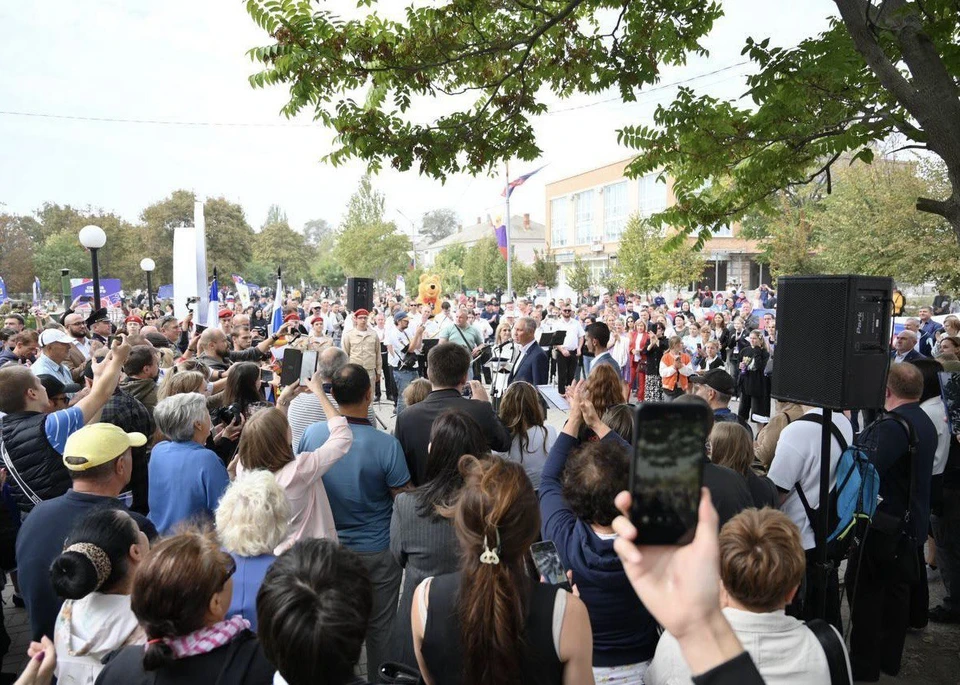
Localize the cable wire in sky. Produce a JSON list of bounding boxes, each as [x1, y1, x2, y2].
[[0, 61, 750, 128]]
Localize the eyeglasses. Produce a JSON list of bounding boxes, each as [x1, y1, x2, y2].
[[220, 555, 237, 589]]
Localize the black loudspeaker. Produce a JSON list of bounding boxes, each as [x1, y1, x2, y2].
[[771, 275, 892, 410], [347, 277, 374, 312]]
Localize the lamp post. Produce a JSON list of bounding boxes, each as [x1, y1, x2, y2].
[[60, 269, 71, 311], [140, 258, 156, 310], [78, 225, 106, 310]]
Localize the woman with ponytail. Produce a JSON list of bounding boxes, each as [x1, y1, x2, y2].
[[411, 455, 594, 685], [50, 508, 148, 683], [95, 528, 275, 685]]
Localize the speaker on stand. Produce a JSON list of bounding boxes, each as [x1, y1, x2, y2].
[[770, 274, 893, 622], [347, 277, 374, 313]]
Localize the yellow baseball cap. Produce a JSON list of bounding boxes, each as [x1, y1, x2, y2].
[[62, 423, 147, 471]]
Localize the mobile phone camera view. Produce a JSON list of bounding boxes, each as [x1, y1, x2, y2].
[[530, 541, 571, 591], [630, 404, 707, 545]]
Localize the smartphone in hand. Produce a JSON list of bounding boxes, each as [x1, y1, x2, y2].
[[530, 540, 572, 592], [629, 402, 708, 545]]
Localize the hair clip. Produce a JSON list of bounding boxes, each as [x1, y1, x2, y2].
[[479, 529, 501, 565]]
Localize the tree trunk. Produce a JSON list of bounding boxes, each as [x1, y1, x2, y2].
[[834, 0, 960, 242]]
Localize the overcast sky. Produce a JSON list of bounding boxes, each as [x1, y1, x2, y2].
[[0, 1, 836, 240]]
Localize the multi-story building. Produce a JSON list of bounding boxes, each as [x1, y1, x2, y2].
[[545, 158, 770, 292], [418, 214, 546, 268]]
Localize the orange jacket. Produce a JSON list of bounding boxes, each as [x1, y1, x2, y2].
[[660, 351, 692, 392]]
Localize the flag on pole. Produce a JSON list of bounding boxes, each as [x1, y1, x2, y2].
[[0, 278, 7, 303], [32, 277, 41, 305], [269, 272, 284, 336], [232, 274, 251, 309], [501, 165, 545, 198], [395, 274, 406, 297], [206, 271, 220, 330], [493, 220, 509, 261]]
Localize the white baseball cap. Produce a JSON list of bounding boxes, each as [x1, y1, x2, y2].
[[39, 329, 75, 347]]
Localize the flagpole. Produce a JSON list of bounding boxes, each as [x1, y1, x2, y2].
[[505, 161, 513, 300]]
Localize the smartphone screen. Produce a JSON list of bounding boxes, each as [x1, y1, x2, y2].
[[107, 335, 118, 347], [280, 349, 303, 388], [299, 350, 317, 384], [260, 368, 274, 384], [630, 402, 708, 545], [530, 541, 572, 592]]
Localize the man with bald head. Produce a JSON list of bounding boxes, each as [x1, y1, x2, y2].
[[193, 325, 281, 380], [891, 329, 922, 363], [63, 312, 91, 360]]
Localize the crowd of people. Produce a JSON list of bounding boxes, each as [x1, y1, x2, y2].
[[0, 278, 955, 684]]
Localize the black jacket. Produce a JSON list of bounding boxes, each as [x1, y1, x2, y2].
[[394, 389, 512, 485], [0, 412, 71, 513], [95, 630, 274, 685], [738, 346, 769, 397]]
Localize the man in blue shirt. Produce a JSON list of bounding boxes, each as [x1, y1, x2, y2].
[[299, 363, 411, 678], [0, 342, 129, 512], [30, 329, 76, 386]]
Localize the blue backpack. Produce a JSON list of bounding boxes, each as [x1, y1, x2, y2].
[[794, 414, 882, 561]]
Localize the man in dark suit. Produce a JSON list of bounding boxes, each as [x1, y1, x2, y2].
[[585, 322, 621, 377], [891, 329, 924, 363], [507, 317, 548, 385], [394, 342, 511, 484]]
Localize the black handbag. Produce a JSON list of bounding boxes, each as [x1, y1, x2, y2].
[[378, 662, 425, 684]]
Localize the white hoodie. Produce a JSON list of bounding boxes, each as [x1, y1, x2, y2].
[[54, 593, 145, 685]]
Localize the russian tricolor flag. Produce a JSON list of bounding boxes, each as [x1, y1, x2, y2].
[[501, 165, 545, 198], [269, 274, 284, 336], [494, 222, 509, 261]]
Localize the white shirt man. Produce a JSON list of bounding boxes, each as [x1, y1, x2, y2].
[[553, 310, 585, 353], [767, 408, 854, 550]]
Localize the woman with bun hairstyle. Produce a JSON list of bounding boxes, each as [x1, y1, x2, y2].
[[95, 528, 275, 685], [51, 508, 149, 683]]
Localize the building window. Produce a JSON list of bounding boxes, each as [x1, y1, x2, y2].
[[638, 173, 668, 217], [551, 197, 569, 247], [574, 189, 595, 245], [603, 181, 628, 241], [713, 225, 733, 238]]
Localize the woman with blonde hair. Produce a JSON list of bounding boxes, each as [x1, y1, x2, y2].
[[215, 470, 290, 631], [235, 377, 352, 553], [412, 455, 594, 685], [402, 377, 432, 409], [157, 369, 206, 401], [496, 382, 557, 488], [708, 423, 777, 508]]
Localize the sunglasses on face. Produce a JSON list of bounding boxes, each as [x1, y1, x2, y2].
[[220, 555, 237, 588]]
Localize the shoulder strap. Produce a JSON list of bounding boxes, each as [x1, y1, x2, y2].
[[793, 414, 848, 531], [0, 433, 42, 507], [806, 619, 850, 685], [883, 412, 919, 527], [454, 325, 471, 348]]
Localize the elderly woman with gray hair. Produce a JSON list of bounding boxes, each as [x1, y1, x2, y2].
[[216, 470, 290, 632], [147, 393, 230, 535]]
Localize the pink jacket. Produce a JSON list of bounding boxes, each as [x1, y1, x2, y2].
[[242, 416, 353, 554]]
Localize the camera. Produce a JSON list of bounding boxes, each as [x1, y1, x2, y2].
[[185, 296, 199, 312], [213, 402, 243, 426]]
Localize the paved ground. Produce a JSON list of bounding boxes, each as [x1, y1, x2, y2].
[[1, 396, 956, 682]]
